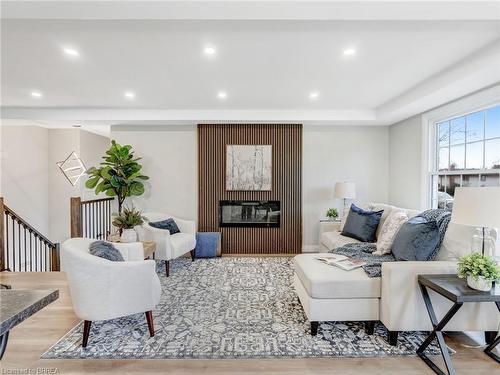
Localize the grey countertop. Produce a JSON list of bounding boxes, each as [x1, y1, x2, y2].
[[0, 289, 59, 336]]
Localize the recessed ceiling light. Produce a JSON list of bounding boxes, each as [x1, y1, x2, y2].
[[309, 92, 319, 100], [204, 46, 216, 55], [31, 91, 43, 98], [124, 91, 136, 99], [63, 47, 80, 57], [343, 48, 356, 56], [217, 91, 227, 99]]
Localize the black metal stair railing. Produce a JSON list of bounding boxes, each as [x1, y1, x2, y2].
[[1, 198, 60, 272], [70, 196, 115, 240]]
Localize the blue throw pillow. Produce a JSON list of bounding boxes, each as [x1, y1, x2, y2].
[[391, 216, 439, 261], [341, 204, 383, 242], [89, 241, 124, 262], [149, 218, 180, 234]]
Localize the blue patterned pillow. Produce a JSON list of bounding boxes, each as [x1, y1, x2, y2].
[[89, 241, 124, 262], [391, 216, 439, 261], [341, 204, 384, 242], [149, 218, 180, 234]]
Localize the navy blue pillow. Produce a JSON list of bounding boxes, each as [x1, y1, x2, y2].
[[391, 216, 439, 261], [149, 218, 180, 234], [341, 204, 383, 243], [89, 241, 124, 262]]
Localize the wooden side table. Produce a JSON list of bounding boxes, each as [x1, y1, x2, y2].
[[417, 274, 500, 375], [142, 241, 156, 260]]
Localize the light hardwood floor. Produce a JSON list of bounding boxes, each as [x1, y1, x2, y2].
[[1, 272, 498, 375]]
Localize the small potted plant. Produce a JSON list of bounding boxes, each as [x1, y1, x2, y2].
[[326, 208, 339, 220], [112, 206, 145, 243], [457, 252, 500, 291]]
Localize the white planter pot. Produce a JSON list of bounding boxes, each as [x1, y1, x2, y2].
[[120, 228, 137, 243], [467, 275, 492, 292]]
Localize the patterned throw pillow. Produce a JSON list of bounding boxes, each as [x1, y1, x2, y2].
[[149, 218, 181, 234], [374, 210, 409, 255], [89, 241, 124, 262]]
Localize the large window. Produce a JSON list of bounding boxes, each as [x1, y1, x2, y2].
[[431, 104, 500, 210]]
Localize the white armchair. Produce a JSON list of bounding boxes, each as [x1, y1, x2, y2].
[[61, 238, 161, 347], [137, 212, 197, 276]]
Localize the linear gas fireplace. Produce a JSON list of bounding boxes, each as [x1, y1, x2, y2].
[[219, 200, 280, 228]]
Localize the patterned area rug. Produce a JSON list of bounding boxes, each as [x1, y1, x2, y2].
[[43, 257, 445, 359]]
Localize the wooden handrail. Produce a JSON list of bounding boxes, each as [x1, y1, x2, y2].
[[3, 204, 57, 248], [1, 197, 60, 271], [71, 196, 115, 240], [80, 197, 115, 205]]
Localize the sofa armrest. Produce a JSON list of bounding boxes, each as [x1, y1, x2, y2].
[[380, 261, 499, 332], [138, 224, 172, 260], [174, 217, 196, 234]]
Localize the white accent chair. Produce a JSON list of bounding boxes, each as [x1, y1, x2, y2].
[[137, 212, 197, 277], [294, 202, 499, 345], [61, 238, 161, 347]]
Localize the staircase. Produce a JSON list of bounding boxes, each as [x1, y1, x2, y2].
[[0, 197, 60, 272]]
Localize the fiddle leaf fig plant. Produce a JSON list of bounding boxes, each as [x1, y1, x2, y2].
[[85, 140, 149, 214]]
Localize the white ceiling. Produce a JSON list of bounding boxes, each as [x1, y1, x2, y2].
[[1, 1, 500, 128]]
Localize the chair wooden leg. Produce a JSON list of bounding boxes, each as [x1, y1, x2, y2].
[[165, 260, 170, 277], [310, 321, 319, 336], [365, 321, 375, 335], [388, 331, 399, 346], [145, 311, 155, 337], [190, 249, 196, 262], [485, 331, 497, 345], [82, 320, 92, 348]]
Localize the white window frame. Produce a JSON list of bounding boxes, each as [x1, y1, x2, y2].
[[421, 85, 500, 209]]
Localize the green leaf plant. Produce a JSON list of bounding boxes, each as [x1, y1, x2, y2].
[[112, 206, 146, 230], [85, 140, 149, 215], [457, 252, 500, 282]]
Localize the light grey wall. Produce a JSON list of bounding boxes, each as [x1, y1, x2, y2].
[[388, 115, 424, 210], [110, 126, 197, 221], [0, 126, 50, 237], [0, 126, 110, 242], [302, 125, 390, 250]]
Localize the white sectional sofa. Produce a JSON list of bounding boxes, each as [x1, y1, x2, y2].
[[294, 202, 499, 344]]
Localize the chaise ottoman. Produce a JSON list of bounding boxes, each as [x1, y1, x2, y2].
[[293, 253, 381, 335]]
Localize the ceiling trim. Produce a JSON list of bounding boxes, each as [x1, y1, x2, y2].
[[2, 1, 499, 21]]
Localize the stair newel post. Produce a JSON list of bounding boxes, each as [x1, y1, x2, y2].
[[70, 197, 83, 238], [50, 243, 60, 271], [0, 197, 5, 271]]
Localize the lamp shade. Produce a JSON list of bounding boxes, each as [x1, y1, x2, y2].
[[334, 182, 356, 199], [450, 187, 500, 229]]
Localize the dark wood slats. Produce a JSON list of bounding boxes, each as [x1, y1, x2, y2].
[[198, 124, 302, 255]]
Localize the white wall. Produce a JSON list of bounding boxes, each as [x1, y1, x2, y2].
[[0, 126, 50, 236], [302, 125, 390, 250], [112, 125, 389, 251], [111, 126, 197, 221], [388, 115, 424, 210], [0, 126, 110, 242]]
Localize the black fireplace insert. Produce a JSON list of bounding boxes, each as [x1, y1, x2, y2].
[[219, 200, 280, 228]]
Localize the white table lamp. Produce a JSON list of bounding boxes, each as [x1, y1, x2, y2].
[[334, 182, 356, 212], [451, 187, 500, 257]]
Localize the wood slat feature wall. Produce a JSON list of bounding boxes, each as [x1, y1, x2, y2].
[[198, 124, 302, 255]]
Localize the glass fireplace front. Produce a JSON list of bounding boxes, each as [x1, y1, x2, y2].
[[219, 200, 280, 228]]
